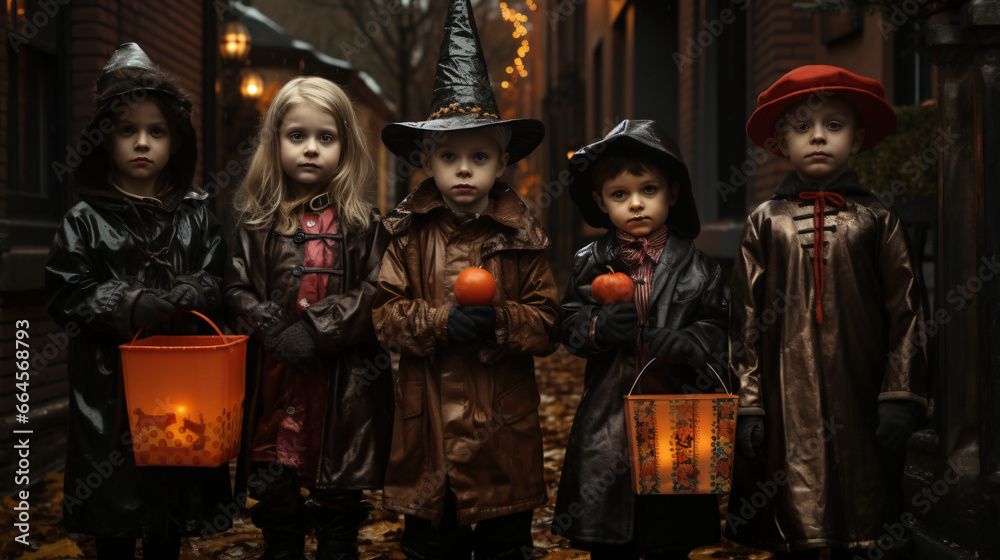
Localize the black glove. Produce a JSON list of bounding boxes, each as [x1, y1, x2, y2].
[[736, 416, 765, 459], [593, 302, 640, 345], [448, 305, 488, 346], [271, 320, 318, 365], [876, 400, 921, 451], [463, 306, 496, 337], [131, 293, 177, 331], [643, 328, 700, 364], [251, 301, 284, 347], [163, 282, 206, 312]]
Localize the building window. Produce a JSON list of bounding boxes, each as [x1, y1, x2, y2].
[[6, 0, 69, 220]]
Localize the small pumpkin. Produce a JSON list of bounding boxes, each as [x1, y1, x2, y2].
[[454, 267, 497, 306], [591, 265, 634, 303]]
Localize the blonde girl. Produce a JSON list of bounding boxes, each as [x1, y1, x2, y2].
[[225, 76, 392, 560]]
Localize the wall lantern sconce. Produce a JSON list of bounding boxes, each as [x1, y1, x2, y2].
[[220, 19, 251, 62], [241, 71, 264, 98]]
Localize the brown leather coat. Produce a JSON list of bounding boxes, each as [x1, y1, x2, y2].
[[224, 208, 393, 490], [373, 180, 560, 525], [725, 171, 928, 552]]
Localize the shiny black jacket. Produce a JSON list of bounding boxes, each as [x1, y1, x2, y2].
[[45, 186, 230, 539], [553, 230, 726, 550]]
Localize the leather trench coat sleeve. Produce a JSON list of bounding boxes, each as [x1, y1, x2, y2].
[[372, 180, 559, 526], [725, 171, 928, 552], [553, 231, 726, 548], [224, 208, 393, 490], [45, 192, 232, 539]]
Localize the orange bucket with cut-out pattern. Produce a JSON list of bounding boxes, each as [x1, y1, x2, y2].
[[120, 311, 247, 467], [624, 361, 738, 494]]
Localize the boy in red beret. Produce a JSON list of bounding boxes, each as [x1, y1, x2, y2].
[[727, 65, 929, 559]]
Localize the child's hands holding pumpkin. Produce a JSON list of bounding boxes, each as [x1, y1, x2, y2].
[[447, 305, 496, 345], [593, 303, 640, 345]]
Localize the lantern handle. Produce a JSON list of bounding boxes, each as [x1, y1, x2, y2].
[[129, 310, 226, 346], [626, 359, 732, 396]]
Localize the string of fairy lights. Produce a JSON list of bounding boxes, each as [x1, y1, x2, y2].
[[499, 0, 537, 89]]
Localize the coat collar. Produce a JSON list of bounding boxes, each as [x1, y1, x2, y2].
[[771, 170, 873, 200], [381, 179, 550, 254], [78, 181, 208, 213]]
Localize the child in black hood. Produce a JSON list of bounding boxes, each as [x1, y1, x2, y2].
[[45, 43, 229, 559]]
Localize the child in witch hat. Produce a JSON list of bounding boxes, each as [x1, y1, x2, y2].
[[727, 65, 928, 559], [373, 1, 559, 558], [554, 120, 727, 559], [45, 43, 230, 559]]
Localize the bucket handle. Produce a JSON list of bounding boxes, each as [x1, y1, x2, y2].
[[129, 310, 225, 346], [626, 359, 732, 397]]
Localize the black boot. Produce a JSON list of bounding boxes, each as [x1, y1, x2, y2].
[[259, 525, 307, 560], [305, 490, 369, 560]]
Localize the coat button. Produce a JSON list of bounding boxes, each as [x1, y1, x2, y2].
[[286, 406, 295, 415], [292, 265, 304, 277], [293, 232, 305, 243]]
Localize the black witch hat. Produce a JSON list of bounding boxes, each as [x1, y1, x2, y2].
[[568, 120, 701, 239], [381, 0, 544, 164], [75, 43, 198, 206]]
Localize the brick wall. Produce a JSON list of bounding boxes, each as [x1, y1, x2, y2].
[[69, 1, 205, 186], [746, 0, 815, 204], [0, 0, 206, 493]]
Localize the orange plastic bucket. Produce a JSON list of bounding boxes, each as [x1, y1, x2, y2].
[[623, 361, 738, 495], [119, 311, 248, 467]]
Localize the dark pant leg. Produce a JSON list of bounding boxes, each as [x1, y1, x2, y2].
[[95, 537, 136, 560], [248, 461, 308, 560], [470, 508, 534, 560], [141, 522, 181, 560], [400, 491, 473, 560], [306, 488, 370, 560]]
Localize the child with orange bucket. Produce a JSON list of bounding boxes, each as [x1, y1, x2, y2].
[[45, 43, 231, 559], [224, 76, 392, 560], [554, 120, 728, 559], [726, 66, 929, 559]]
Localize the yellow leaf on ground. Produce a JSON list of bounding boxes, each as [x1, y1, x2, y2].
[[19, 539, 84, 559]]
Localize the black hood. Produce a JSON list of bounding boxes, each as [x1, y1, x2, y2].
[[568, 119, 700, 239], [75, 43, 198, 204]]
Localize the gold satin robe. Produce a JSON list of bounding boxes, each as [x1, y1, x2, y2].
[[725, 171, 928, 552]]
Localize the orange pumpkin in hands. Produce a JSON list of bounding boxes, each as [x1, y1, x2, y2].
[[454, 267, 497, 306], [591, 265, 635, 304]]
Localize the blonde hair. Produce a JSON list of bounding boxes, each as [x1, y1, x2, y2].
[[236, 76, 375, 235]]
